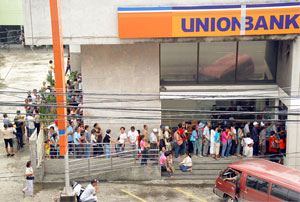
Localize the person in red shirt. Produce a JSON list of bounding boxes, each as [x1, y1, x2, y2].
[[278, 132, 286, 164], [269, 131, 279, 162], [178, 123, 186, 157]]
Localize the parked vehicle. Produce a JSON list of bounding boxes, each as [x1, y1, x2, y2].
[[213, 159, 300, 202]]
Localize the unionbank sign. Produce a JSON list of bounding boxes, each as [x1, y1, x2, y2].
[[118, 2, 300, 38]]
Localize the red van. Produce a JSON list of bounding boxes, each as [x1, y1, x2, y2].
[[213, 159, 300, 202]]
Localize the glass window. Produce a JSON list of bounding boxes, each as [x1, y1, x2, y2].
[[256, 178, 269, 194], [160, 41, 278, 85], [199, 42, 237, 82], [246, 175, 258, 190], [288, 190, 300, 202], [271, 184, 289, 201], [237, 41, 277, 81], [246, 175, 269, 194], [160, 43, 197, 83]]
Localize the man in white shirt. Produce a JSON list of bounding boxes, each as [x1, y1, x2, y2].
[[26, 114, 35, 139], [118, 127, 127, 157], [127, 126, 139, 158], [149, 128, 159, 161], [244, 122, 250, 137], [31, 89, 37, 104], [203, 122, 211, 156], [3, 113, 10, 126], [244, 135, 254, 158], [80, 179, 98, 202]]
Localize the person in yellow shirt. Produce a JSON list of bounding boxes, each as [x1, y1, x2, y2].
[[48, 60, 54, 79], [44, 139, 51, 159]]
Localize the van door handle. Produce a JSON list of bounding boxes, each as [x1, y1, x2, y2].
[[217, 182, 222, 185]]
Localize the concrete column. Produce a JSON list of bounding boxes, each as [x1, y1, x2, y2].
[[69, 44, 81, 73], [81, 43, 161, 137], [285, 37, 300, 170], [274, 98, 279, 120]]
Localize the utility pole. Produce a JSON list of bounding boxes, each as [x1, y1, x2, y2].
[[49, 0, 73, 200]]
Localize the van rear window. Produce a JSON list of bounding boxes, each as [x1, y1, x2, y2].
[[246, 175, 269, 194], [271, 184, 300, 202]]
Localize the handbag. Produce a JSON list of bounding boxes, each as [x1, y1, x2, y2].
[[271, 140, 279, 149], [175, 132, 183, 146], [190, 135, 196, 142], [26, 176, 35, 180], [177, 138, 183, 146]]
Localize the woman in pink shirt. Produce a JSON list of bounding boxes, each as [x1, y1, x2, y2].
[[221, 129, 228, 158], [140, 135, 149, 166]]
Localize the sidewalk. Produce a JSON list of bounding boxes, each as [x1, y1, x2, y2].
[[0, 48, 52, 202]]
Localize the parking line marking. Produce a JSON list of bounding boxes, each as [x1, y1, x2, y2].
[[121, 189, 148, 202], [174, 188, 208, 202]]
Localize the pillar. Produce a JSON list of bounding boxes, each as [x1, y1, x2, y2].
[[69, 44, 81, 73], [285, 37, 300, 170]]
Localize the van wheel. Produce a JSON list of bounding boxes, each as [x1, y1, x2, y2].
[[225, 196, 236, 202]]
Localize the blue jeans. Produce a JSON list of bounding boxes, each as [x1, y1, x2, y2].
[[16, 132, 23, 148], [105, 144, 111, 158], [84, 144, 91, 158], [225, 139, 232, 157], [197, 138, 203, 156], [180, 140, 186, 155], [175, 142, 180, 158], [28, 128, 35, 137], [180, 165, 191, 172], [221, 142, 227, 158], [192, 141, 197, 154], [116, 144, 125, 157], [141, 149, 148, 165]]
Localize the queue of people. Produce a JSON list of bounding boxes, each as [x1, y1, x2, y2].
[[42, 118, 287, 166]]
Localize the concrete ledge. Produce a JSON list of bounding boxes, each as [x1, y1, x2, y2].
[[45, 159, 65, 174], [42, 166, 161, 183], [116, 179, 216, 186], [80, 166, 162, 182]]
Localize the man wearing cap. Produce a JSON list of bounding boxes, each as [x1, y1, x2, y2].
[[251, 122, 259, 156], [150, 128, 159, 160], [80, 179, 98, 202]]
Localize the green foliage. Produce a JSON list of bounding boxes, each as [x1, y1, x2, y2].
[[46, 74, 55, 87], [46, 94, 56, 103], [67, 71, 78, 81]]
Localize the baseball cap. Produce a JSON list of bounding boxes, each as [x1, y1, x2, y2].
[[153, 128, 158, 133], [253, 122, 258, 126]]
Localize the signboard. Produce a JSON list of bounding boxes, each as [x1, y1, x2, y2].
[[118, 2, 300, 38]]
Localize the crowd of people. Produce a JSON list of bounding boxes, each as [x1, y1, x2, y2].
[[0, 59, 81, 158], [0, 59, 288, 184], [166, 120, 287, 162], [46, 119, 287, 166]]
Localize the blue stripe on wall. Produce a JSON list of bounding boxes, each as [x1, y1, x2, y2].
[[246, 2, 300, 8], [172, 5, 241, 10], [118, 2, 300, 13], [118, 7, 172, 12]]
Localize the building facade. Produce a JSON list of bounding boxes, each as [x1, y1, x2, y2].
[[0, 0, 23, 45], [23, 0, 300, 169]]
